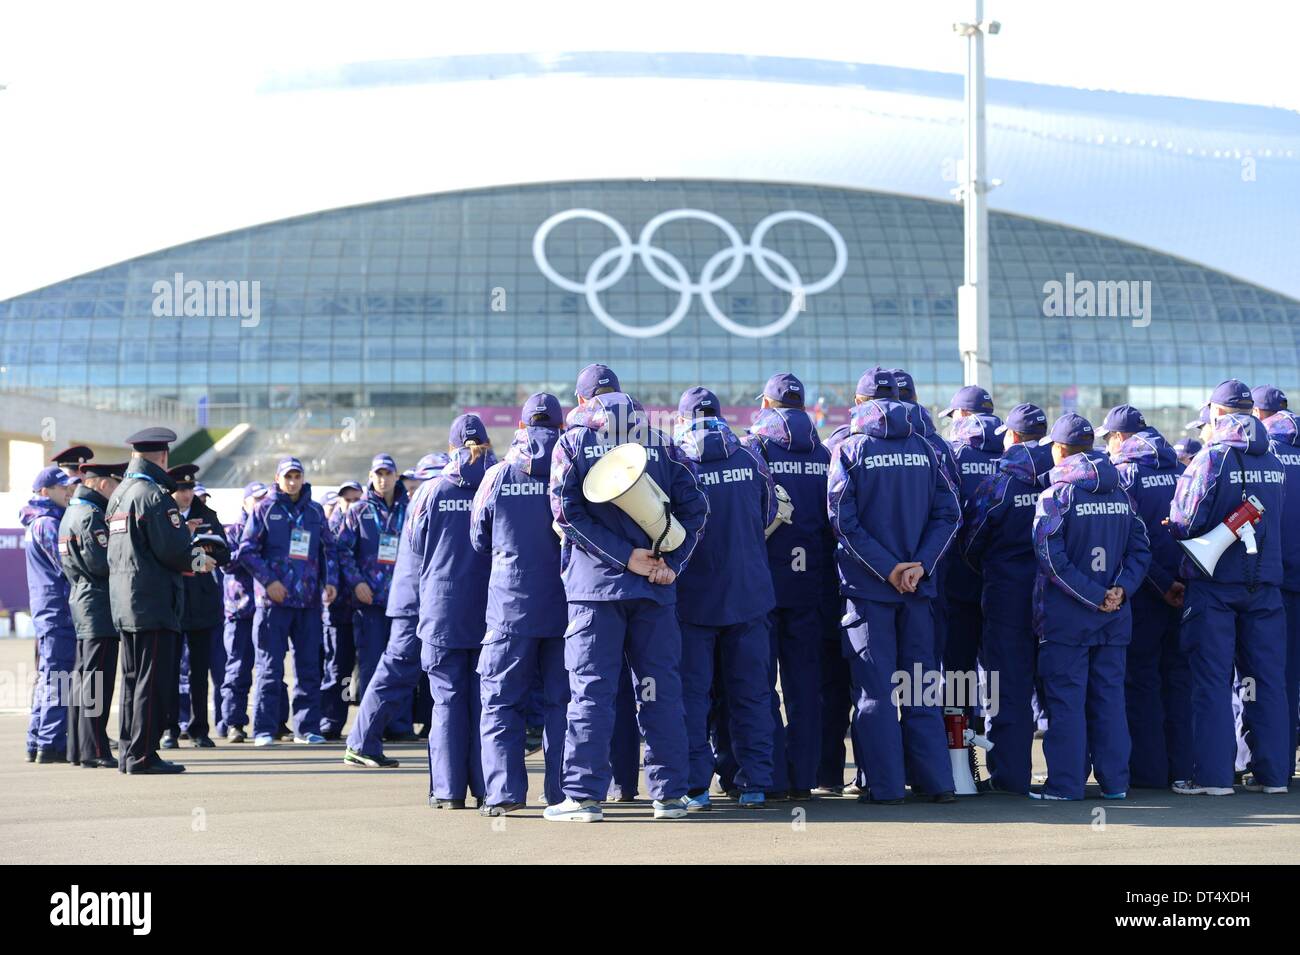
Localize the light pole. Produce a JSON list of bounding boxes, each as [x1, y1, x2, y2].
[[953, 4, 1000, 389]]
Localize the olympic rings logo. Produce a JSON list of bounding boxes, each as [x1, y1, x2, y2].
[[532, 208, 848, 339]]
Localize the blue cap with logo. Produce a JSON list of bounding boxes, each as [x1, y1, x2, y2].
[[576, 363, 620, 399], [276, 456, 304, 478], [242, 481, 269, 500], [1049, 412, 1095, 446], [450, 414, 487, 448], [1251, 385, 1287, 413], [1098, 404, 1147, 437], [995, 402, 1048, 438], [32, 465, 73, 492], [1209, 378, 1253, 411], [522, 392, 564, 428], [855, 366, 899, 400], [757, 372, 805, 408], [338, 480, 363, 493], [370, 453, 396, 474], [679, 386, 722, 419], [940, 385, 994, 418], [890, 369, 917, 403]]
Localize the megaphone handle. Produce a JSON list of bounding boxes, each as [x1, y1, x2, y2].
[[651, 502, 672, 559]]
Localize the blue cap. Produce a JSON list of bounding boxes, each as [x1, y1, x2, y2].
[[1174, 438, 1202, 457], [241, 481, 268, 500], [193, 483, 209, 497], [276, 456, 304, 478], [1185, 404, 1211, 430], [1099, 404, 1147, 437], [996, 402, 1048, 438], [323, 491, 339, 507], [370, 453, 396, 473], [522, 392, 564, 428], [855, 366, 899, 400], [940, 385, 994, 418], [32, 465, 72, 492], [414, 452, 450, 479], [1209, 379, 1253, 411], [757, 372, 804, 407], [575, 363, 620, 399], [338, 480, 363, 494], [678, 386, 722, 419], [1049, 413, 1095, 447], [1251, 385, 1287, 413], [450, 414, 487, 448], [890, 369, 917, 402]]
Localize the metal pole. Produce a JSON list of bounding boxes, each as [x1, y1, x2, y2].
[[957, 2, 995, 389]]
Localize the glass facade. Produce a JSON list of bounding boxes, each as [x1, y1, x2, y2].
[[2, 179, 1297, 434]]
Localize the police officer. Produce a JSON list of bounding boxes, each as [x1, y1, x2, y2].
[[331, 456, 410, 741], [1252, 385, 1300, 762], [1101, 405, 1192, 788], [672, 386, 777, 810], [544, 365, 708, 822], [236, 456, 337, 746], [1170, 380, 1290, 794], [58, 461, 125, 768], [162, 464, 230, 749], [51, 446, 94, 479], [22, 465, 77, 763], [218, 482, 276, 742], [742, 372, 834, 800], [471, 394, 571, 814], [962, 403, 1052, 793], [106, 427, 195, 774], [1031, 413, 1151, 800], [829, 369, 960, 804]]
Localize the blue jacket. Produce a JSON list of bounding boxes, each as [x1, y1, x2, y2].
[[1032, 451, 1152, 644], [674, 418, 777, 626], [743, 407, 836, 607], [471, 427, 567, 639], [1112, 429, 1185, 597], [1169, 413, 1286, 586], [389, 448, 494, 647], [326, 505, 352, 614], [236, 484, 337, 610], [223, 516, 256, 620], [548, 393, 709, 605], [909, 403, 962, 495], [336, 482, 410, 609], [20, 497, 73, 636], [962, 441, 1044, 622], [829, 399, 961, 603], [1265, 411, 1300, 593], [944, 414, 1003, 603]]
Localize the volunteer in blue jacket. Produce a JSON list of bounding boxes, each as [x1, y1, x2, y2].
[[471, 394, 570, 814], [1253, 385, 1300, 762], [1032, 413, 1151, 800], [1170, 381, 1290, 794], [673, 387, 777, 809], [743, 372, 834, 799], [22, 466, 76, 762], [962, 403, 1053, 793], [319, 481, 361, 739], [544, 365, 709, 822], [829, 369, 961, 804], [236, 457, 337, 746], [417, 415, 494, 808], [942, 413, 1003, 685], [1102, 406, 1192, 788], [330, 455, 409, 739]]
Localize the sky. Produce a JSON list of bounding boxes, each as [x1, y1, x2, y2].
[[1, 0, 1295, 299]]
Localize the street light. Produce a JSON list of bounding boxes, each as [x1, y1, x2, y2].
[[953, 4, 1001, 389]]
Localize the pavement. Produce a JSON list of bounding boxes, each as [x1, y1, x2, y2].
[[2, 637, 1299, 864]]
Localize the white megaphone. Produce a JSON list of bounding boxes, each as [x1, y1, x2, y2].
[[765, 484, 794, 539], [944, 707, 993, 796], [1178, 494, 1265, 578], [583, 443, 685, 554]]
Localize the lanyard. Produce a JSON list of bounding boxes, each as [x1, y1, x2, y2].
[[124, 471, 157, 484], [278, 502, 307, 528], [70, 497, 102, 512], [369, 498, 404, 536]]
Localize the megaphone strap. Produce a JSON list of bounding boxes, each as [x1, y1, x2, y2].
[[651, 501, 673, 559]]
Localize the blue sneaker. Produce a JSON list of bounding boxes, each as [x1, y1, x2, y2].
[[294, 733, 326, 745], [738, 791, 767, 808], [652, 799, 688, 820], [1028, 789, 1072, 800], [683, 792, 711, 812], [543, 798, 603, 822], [253, 733, 276, 747], [1102, 791, 1127, 800]]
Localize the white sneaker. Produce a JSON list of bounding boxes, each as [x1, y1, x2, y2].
[[1241, 775, 1288, 794], [294, 733, 326, 745], [652, 798, 689, 819], [253, 733, 276, 747], [543, 798, 603, 822], [1172, 780, 1234, 795]]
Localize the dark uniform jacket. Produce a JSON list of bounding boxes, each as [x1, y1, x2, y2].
[[105, 456, 195, 633], [178, 495, 232, 631], [57, 484, 116, 639]]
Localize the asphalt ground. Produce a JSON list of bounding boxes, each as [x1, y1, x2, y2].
[[2, 637, 1298, 864]]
